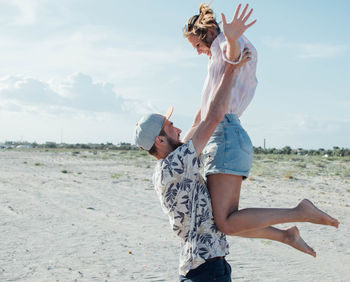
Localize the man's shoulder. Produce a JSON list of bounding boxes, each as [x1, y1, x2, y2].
[[165, 140, 196, 161], [153, 141, 193, 193], [155, 140, 198, 175]]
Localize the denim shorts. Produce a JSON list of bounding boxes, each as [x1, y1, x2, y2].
[[203, 114, 253, 178], [179, 258, 231, 281]]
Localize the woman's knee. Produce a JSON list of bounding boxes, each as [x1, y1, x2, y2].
[[214, 210, 242, 235], [214, 217, 233, 235]]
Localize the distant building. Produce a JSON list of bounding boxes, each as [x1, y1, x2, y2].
[[16, 145, 33, 149]]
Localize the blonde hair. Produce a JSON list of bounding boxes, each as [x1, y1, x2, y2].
[[183, 3, 220, 43]]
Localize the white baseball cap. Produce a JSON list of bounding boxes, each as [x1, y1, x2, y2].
[[133, 106, 173, 150]]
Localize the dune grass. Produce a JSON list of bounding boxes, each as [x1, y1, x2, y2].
[[251, 154, 350, 179]]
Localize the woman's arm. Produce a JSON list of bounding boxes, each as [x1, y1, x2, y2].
[[182, 109, 201, 142], [222, 4, 256, 62]]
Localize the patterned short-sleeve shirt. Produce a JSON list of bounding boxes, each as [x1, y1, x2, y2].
[[153, 140, 229, 275]]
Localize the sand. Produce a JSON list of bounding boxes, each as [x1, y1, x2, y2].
[[1, 149, 349, 281]]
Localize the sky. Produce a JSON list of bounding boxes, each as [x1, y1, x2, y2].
[[0, 0, 349, 149]]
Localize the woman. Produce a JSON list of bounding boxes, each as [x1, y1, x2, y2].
[[182, 3, 338, 256]]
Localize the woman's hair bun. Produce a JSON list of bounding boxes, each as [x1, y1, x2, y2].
[[199, 3, 214, 16], [183, 2, 220, 41]]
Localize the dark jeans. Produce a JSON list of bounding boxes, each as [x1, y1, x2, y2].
[[179, 258, 231, 282]]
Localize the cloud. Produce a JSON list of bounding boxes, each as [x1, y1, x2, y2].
[[246, 110, 350, 149], [0, 73, 155, 115], [254, 113, 350, 135], [0, 75, 59, 104], [8, 0, 41, 26], [295, 115, 349, 133], [0, 24, 195, 102], [296, 44, 347, 59], [262, 37, 287, 49], [52, 73, 123, 112], [262, 37, 347, 59]]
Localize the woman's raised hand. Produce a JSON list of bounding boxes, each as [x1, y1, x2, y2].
[[221, 3, 256, 43]]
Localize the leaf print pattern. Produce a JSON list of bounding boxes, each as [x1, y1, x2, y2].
[[163, 154, 178, 177], [198, 207, 210, 228], [199, 234, 213, 245], [165, 183, 177, 206], [198, 247, 209, 257], [152, 140, 229, 276], [175, 211, 185, 224], [210, 222, 218, 233], [182, 178, 192, 192], [180, 194, 192, 213], [177, 154, 184, 167], [183, 147, 193, 157], [192, 156, 201, 169]]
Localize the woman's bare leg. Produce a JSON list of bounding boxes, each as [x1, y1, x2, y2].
[[235, 226, 316, 257], [207, 174, 339, 236], [205, 174, 316, 256]]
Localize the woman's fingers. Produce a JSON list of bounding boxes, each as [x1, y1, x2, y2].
[[245, 19, 257, 29], [221, 13, 227, 26], [234, 3, 242, 20], [238, 4, 249, 21], [242, 8, 253, 23]]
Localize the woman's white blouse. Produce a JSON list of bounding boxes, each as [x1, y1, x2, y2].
[[200, 32, 258, 120]]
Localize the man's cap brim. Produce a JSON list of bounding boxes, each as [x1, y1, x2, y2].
[[164, 106, 173, 121]]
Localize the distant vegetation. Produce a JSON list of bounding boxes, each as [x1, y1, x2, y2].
[[253, 146, 350, 157], [1, 141, 349, 157], [1, 141, 138, 151]]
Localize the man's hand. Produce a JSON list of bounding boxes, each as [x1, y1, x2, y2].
[[221, 3, 256, 44], [236, 47, 252, 67]]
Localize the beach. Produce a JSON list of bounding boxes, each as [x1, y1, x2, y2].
[[1, 149, 349, 281]]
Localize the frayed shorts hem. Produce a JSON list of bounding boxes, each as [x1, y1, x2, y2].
[[206, 169, 249, 177], [205, 169, 249, 179]]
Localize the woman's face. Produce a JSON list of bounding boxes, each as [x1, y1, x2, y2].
[[187, 34, 212, 57]]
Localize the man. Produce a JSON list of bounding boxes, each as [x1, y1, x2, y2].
[[134, 60, 242, 280]]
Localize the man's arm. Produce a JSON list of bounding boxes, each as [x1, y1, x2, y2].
[[223, 4, 256, 62], [183, 108, 201, 142]]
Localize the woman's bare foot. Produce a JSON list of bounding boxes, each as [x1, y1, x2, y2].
[[285, 226, 316, 257], [296, 199, 339, 228]]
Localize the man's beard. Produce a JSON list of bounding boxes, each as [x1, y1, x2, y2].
[[167, 136, 183, 151]]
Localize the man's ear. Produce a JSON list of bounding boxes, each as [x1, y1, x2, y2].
[[154, 136, 165, 145]]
